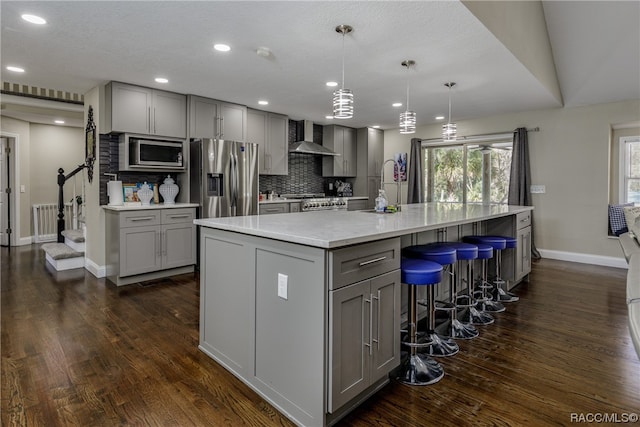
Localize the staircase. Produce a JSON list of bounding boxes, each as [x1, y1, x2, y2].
[[41, 228, 85, 271]]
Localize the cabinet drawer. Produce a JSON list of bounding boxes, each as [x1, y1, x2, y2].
[[329, 238, 400, 290], [119, 210, 161, 228], [259, 203, 289, 215], [516, 211, 531, 230], [161, 208, 195, 224]]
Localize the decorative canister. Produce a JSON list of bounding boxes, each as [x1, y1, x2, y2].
[[137, 182, 154, 206], [159, 175, 179, 204]]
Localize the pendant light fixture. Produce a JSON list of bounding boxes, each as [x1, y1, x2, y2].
[[443, 82, 457, 141], [332, 25, 354, 119], [399, 60, 416, 134]]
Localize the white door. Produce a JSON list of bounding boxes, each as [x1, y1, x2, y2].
[[0, 137, 8, 246]]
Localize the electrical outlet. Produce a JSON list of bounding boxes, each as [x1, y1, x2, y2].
[[530, 185, 546, 194], [277, 273, 288, 300]]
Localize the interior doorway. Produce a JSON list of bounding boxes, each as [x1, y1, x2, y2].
[[0, 135, 16, 247]]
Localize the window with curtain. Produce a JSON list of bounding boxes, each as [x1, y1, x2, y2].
[[423, 139, 512, 204], [620, 136, 640, 204]]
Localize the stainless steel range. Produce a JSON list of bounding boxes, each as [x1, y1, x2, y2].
[[280, 193, 349, 212]]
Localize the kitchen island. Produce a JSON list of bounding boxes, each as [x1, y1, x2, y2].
[[194, 202, 533, 426]]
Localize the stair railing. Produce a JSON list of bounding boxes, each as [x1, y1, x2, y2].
[[57, 164, 87, 243]]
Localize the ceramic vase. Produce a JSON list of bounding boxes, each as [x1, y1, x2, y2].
[[137, 182, 154, 206], [159, 175, 179, 204]]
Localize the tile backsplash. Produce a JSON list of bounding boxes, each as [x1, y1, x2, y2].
[[259, 120, 347, 195]]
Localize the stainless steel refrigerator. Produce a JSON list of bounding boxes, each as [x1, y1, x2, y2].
[[190, 139, 258, 218]]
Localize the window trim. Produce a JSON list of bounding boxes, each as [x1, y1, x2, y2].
[[619, 135, 640, 204]]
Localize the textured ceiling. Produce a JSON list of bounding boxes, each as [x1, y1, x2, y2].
[[0, 1, 638, 130]]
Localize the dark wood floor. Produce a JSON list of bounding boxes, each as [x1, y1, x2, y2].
[[2, 245, 639, 426]]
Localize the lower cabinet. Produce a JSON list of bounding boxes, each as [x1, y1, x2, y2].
[[106, 207, 196, 285], [328, 270, 401, 413], [347, 199, 368, 211]]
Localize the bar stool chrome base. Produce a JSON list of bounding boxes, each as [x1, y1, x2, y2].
[[496, 286, 520, 303], [437, 318, 479, 340], [476, 298, 506, 313], [421, 332, 459, 357], [468, 306, 495, 325], [398, 354, 444, 386]]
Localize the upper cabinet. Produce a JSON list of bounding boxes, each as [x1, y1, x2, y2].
[[322, 125, 357, 177], [248, 109, 288, 175], [105, 82, 187, 139], [189, 95, 247, 142]]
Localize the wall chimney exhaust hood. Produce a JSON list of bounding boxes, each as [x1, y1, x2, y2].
[[289, 120, 339, 156]]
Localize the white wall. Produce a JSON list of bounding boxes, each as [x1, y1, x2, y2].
[[384, 99, 640, 266], [29, 124, 84, 205], [83, 86, 106, 277]]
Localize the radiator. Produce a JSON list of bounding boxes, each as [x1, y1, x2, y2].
[[33, 203, 74, 243]]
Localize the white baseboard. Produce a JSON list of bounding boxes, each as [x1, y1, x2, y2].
[[85, 257, 107, 278], [539, 249, 628, 269], [17, 236, 33, 246]]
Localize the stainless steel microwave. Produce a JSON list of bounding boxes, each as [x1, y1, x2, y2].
[[119, 134, 185, 171]]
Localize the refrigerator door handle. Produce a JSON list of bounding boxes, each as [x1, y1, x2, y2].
[[230, 152, 239, 208]]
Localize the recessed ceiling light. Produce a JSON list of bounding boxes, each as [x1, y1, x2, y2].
[[21, 14, 46, 25], [214, 43, 231, 52], [392, 102, 402, 108], [258, 100, 269, 105], [326, 81, 338, 87], [372, 125, 380, 129], [325, 115, 334, 120], [435, 115, 445, 120], [155, 77, 169, 84], [6, 66, 25, 73], [54, 120, 65, 124]]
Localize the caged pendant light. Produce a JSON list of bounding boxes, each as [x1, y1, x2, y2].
[[332, 25, 354, 119], [399, 60, 416, 134], [443, 82, 457, 141]]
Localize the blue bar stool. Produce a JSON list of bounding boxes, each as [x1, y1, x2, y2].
[[443, 242, 480, 339], [402, 243, 461, 352], [397, 258, 445, 385], [467, 243, 495, 325], [494, 236, 520, 302], [463, 235, 510, 310]]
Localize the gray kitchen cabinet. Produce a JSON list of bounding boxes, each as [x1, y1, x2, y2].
[[329, 270, 400, 413], [328, 238, 401, 413], [189, 95, 247, 142], [347, 199, 368, 211], [259, 202, 290, 215], [486, 210, 532, 288], [105, 207, 196, 286], [105, 81, 187, 138], [248, 109, 288, 175], [354, 128, 384, 208], [323, 125, 357, 177]]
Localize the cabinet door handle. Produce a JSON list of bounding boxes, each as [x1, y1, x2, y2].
[[220, 116, 224, 138], [168, 214, 190, 219], [372, 291, 380, 349], [163, 231, 167, 256], [263, 208, 281, 213], [364, 297, 372, 356], [156, 231, 162, 258], [130, 216, 156, 222], [148, 107, 151, 133], [359, 256, 386, 267]]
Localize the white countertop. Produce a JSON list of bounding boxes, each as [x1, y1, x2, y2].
[[194, 202, 533, 249], [102, 202, 199, 211]]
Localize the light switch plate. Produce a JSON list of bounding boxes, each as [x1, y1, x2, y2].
[[530, 184, 546, 194], [277, 273, 288, 300]]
